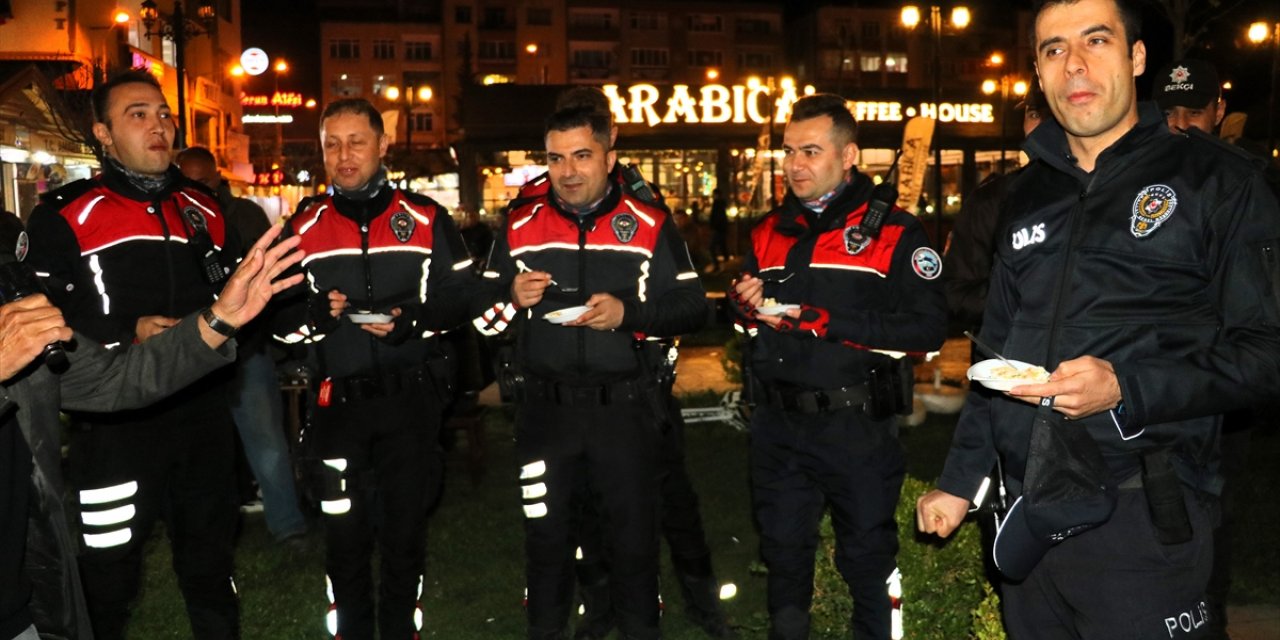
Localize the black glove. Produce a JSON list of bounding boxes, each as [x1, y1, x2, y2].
[[378, 307, 418, 346], [775, 304, 830, 338], [307, 288, 342, 334], [727, 276, 758, 318]]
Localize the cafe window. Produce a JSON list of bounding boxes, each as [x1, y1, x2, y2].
[[861, 54, 881, 72], [884, 53, 909, 74], [330, 74, 361, 98], [409, 111, 433, 133]]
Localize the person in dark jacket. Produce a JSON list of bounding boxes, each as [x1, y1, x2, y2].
[[473, 101, 706, 640], [729, 93, 947, 639], [176, 146, 308, 543], [22, 69, 248, 640], [708, 190, 730, 271], [917, 1, 1280, 638], [944, 83, 1053, 336], [1, 210, 302, 640], [272, 98, 475, 640]]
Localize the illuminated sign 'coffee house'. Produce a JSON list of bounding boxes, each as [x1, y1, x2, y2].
[[458, 80, 1008, 223]]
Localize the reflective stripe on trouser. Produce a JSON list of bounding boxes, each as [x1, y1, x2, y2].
[[750, 403, 905, 640], [311, 380, 443, 640], [517, 395, 663, 640], [70, 413, 240, 640]]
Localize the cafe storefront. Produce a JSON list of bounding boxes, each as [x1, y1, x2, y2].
[[458, 80, 1017, 246], [0, 64, 98, 219]]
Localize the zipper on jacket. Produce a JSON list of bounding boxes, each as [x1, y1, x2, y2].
[[360, 208, 382, 370], [153, 198, 176, 316], [576, 219, 588, 373]]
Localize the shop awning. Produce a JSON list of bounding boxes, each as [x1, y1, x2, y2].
[[0, 63, 96, 158]]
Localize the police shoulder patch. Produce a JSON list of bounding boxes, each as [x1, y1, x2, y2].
[[391, 210, 415, 243], [912, 247, 942, 280], [14, 231, 29, 262], [1130, 184, 1177, 238], [611, 212, 638, 243]]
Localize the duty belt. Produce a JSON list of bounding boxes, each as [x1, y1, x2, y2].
[[763, 383, 870, 414], [329, 366, 428, 403], [524, 375, 648, 407]]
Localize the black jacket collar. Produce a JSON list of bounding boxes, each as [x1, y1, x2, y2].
[[330, 184, 395, 224], [98, 163, 187, 202], [1023, 101, 1168, 181], [775, 171, 873, 237]]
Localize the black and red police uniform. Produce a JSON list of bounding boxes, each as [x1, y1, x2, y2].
[[473, 172, 706, 640], [732, 173, 946, 639], [274, 180, 473, 640], [23, 163, 242, 640], [503, 171, 731, 638]]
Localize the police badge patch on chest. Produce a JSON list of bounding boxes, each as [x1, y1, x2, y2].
[[1130, 184, 1177, 238], [391, 211, 415, 243], [912, 247, 942, 280], [844, 226, 871, 255], [611, 212, 638, 243], [14, 231, 29, 262], [182, 206, 208, 233]]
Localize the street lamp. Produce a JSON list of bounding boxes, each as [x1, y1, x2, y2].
[[747, 74, 793, 209], [902, 4, 970, 249], [1247, 20, 1279, 157], [272, 59, 289, 164], [384, 83, 434, 169], [138, 0, 217, 149], [982, 75, 1028, 171]]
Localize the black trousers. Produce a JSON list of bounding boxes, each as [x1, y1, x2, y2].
[[575, 394, 716, 628], [1002, 488, 1217, 639], [516, 392, 663, 640], [71, 413, 239, 640], [310, 379, 444, 640], [750, 403, 905, 640]]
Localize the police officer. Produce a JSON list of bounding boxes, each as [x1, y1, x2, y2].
[[473, 102, 706, 640], [273, 98, 475, 640], [729, 93, 946, 639], [23, 69, 245, 640], [917, 1, 1280, 638], [502, 87, 733, 640]]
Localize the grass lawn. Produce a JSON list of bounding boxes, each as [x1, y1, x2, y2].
[[127, 402, 1280, 638]]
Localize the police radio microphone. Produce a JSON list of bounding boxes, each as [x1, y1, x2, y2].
[[861, 150, 903, 240], [845, 150, 903, 254], [0, 236, 71, 374]]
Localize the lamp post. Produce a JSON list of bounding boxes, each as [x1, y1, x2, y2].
[[384, 84, 434, 177], [748, 75, 792, 209], [981, 74, 1028, 172], [1248, 20, 1279, 158], [902, 4, 970, 249], [272, 59, 288, 163], [138, 0, 217, 149]]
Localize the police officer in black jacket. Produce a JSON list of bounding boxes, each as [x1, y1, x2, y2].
[[473, 103, 706, 640], [23, 70, 245, 640], [730, 94, 946, 639], [917, 1, 1280, 638], [274, 99, 475, 640]]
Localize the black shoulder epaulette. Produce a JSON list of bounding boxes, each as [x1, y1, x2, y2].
[[291, 194, 324, 219], [38, 178, 97, 211], [1184, 127, 1268, 171], [177, 176, 217, 199]]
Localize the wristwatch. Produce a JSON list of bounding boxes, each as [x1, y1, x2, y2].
[[201, 307, 238, 338]]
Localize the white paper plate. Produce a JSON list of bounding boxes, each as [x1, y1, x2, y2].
[[347, 312, 394, 324], [542, 305, 591, 324], [755, 303, 800, 316], [967, 359, 1050, 391]]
